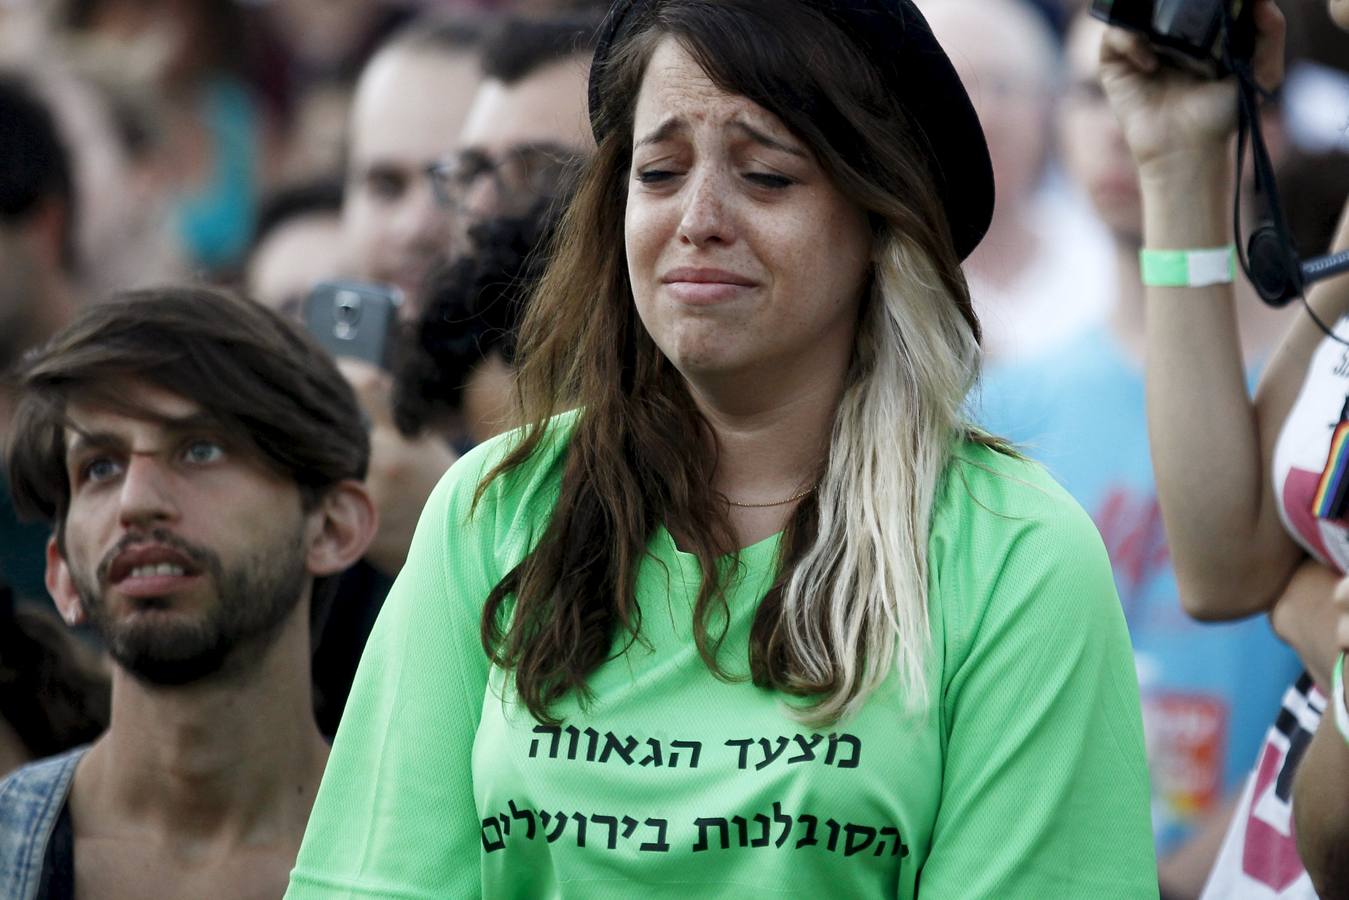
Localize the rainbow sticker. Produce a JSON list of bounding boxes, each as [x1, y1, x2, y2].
[[1314, 420, 1349, 520]]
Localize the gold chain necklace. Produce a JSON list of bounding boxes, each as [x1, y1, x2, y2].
[[723, 484, 817, 509]]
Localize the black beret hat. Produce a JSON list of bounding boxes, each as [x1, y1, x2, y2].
[[587, 0, 995, 261]]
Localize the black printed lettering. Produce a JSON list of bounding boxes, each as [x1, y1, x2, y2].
[[509, 800, 535, 839], [787, 734, 823, 764], [693, 817, 730, 852], [481, 817, 506, 853], [755, 736, 790, 770], [843, 823, 876, 856], [726, 738, 754, 770], [599, 732, 638, 765], [640, 818, 671, 853], [529, 725, 561, 759], [826, 733, 861, 768]]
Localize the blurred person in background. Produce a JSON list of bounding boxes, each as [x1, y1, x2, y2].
[[394, 195, 566, 453], [245, 178, 345, 320], [976, 12, 1301, 897], [0, 74, 81, 609], [0, 287, 376, 899], [259, 0, 410, 88], [301, 15, 487, 738], [343, 10, 600, 578], [1099, 0, 1349, 895], [439, 11, 598, 251], [309, 12, 599, 739], [33, 56, 186, 297], [922, 0, 1115, 361], [0, 583, 109, 781], [1278, 2, 1349, 159], [57, 0, 275, 275], [0, 0, 53, 66], [404, 11, 602, 451], [340, 14, 484, 314], [304, 15, 485, 737]]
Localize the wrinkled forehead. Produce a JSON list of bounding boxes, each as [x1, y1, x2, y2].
[[630, 38, 800, 150]]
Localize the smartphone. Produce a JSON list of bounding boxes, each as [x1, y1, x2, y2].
[[302, 281, 403, 370]]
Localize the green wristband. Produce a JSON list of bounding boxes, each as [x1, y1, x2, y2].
[[1139, 245, 1237, 288], [1334, 652, 1349, 746]]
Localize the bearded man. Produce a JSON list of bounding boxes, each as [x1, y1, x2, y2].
[[0, 286, 377, 900]]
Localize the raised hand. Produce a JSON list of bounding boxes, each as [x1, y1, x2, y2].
[[1098, 0, 1285, 174]]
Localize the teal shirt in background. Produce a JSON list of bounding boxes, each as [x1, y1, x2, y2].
[[173, 77, 261, 272]]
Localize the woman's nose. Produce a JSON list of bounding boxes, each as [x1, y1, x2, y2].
[[677, 169, 736, 247]]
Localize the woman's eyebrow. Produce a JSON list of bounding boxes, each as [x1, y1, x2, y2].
[[635, 117, 685, 149], [635, 116, 807, 160], [731, 120, 807, 158]]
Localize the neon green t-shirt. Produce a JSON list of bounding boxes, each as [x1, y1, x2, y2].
[[287, 423, 1157, 899]]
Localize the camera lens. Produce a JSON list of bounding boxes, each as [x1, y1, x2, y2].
[[335, 291, 362, 326]]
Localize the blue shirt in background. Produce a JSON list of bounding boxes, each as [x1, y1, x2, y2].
[[975, 326, 1303, 854]]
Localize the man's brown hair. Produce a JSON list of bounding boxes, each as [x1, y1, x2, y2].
[[6, 285, 369, 543]]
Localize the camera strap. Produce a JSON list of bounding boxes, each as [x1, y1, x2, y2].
[[1223, 4, 1349, 340], [1227, 43, 1302, 306]]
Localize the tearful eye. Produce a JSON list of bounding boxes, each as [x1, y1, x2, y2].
[[745, 173, 793, 189]]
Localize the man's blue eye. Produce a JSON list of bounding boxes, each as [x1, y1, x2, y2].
[[184, 441, 224, 464], [84, 457, 121, 482]]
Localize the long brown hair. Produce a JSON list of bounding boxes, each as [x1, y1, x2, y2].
[[481, 0, 985, 725]]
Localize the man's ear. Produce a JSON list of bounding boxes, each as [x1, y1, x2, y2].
[[45, 536, 86, 626], [305, 480, 378, 577]]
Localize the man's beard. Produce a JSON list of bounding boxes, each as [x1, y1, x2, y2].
[[73, 527, 308, 687]]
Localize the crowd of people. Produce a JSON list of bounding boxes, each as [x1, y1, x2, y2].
[[0, 0, 1346, 897]]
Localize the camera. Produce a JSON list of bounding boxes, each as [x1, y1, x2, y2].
[[1090, 0, 1255, 76], [303, 280, 403, 370]]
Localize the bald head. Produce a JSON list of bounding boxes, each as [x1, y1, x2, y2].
[[342, 37, 481, 310], [922, 0, 1061, 210], [923, 0, 1060, 91]]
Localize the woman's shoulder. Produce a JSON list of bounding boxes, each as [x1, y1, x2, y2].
[[939, 434, 1088, 524], [930, 434, 1123, 680], [930, 434, 1110, 591], [424, 410, 579, 544]]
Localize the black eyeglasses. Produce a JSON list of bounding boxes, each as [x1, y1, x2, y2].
[[426, 142, 583, 215]]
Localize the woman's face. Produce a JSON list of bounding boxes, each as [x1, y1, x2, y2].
[[624, 38, 873, 388]]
